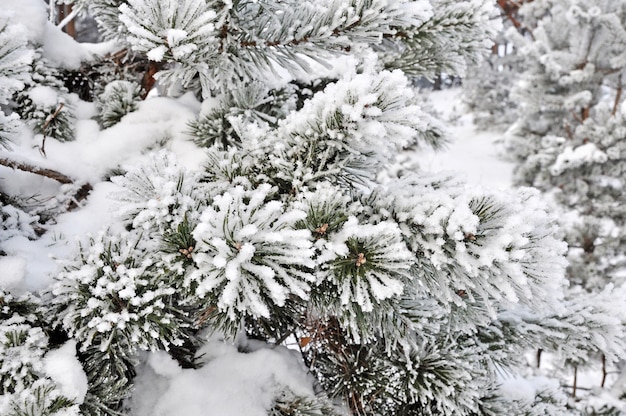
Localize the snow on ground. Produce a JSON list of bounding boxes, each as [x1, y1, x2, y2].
[[43, 340, 89, 404], [418, 88, 513, 189]]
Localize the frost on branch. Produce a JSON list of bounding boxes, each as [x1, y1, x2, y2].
[[0, 14, 32, 103], [111, 151, 205, 233], [188, 81, 297, 148], [381, 0, 501, 79], [375, 174, 568, 319], [96, 80, 142, 129], [1, 203, 39, 244], [0, 13, 32, 147], [0, 291, 80, 416], [48, 230, 196, 414], [273, 68, 443, 187], [314, 216, 414, 343], [50, 231, 189, 353], [14, 52, 76, 143], [541, 284, 626, 368], [119, 0, 439, 97], [119, 0, 218, 62], [198, 67, 445, 193], [188, 184, 315, 328]]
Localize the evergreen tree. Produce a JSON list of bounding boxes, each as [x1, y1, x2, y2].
[[462, 0, 533, 131], [3, 0, 621, 415], [503, 0, 626, 411]]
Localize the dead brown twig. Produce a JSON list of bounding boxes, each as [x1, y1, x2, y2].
[[39, 103, 65, 158], [0, 157, 74, 184], [0, 157, 92, 211]]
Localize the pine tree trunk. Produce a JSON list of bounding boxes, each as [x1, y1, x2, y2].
[[536, 348, 542, 368]]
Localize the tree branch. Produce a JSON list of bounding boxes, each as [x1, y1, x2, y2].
[[39, 103, 65, 157], [497, 0, 534, 37], [613, 74, 622, 116], [0, 157, 93, 211], [0, 157, 75, 184], [601, 354, 607, 388]]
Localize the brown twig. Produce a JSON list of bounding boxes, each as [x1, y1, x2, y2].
[[536, 348, 542, 368], [613, 75, 623, 116], [0, 158, 93, 212], [238, 19, 360, 52], [39, 103, 66, 157], [57, 4, 76, 38], [218, 22, 229, 53], [67, 183, 93, 211], [195, 305, 217, 327], [564, 123, 574, 140], [0, 157, 74, 184], [601, 354, 607, 388], [141, 61, 164, 99], [571, 109, 584, 125], [496, 0, 534, 37], [497, 0, 524, 30], [581, 105, 590, 122]]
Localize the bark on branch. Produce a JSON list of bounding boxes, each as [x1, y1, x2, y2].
[[613, 75, 623, 116], [0, 157, 93, 210], [497, 0, 535, 38], [0, 157, 75, 184]]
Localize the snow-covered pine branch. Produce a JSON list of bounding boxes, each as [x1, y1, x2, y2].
[[0, 13, 33, 147], [188, 183, 315, 329], [1, 0, 605, 414]]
